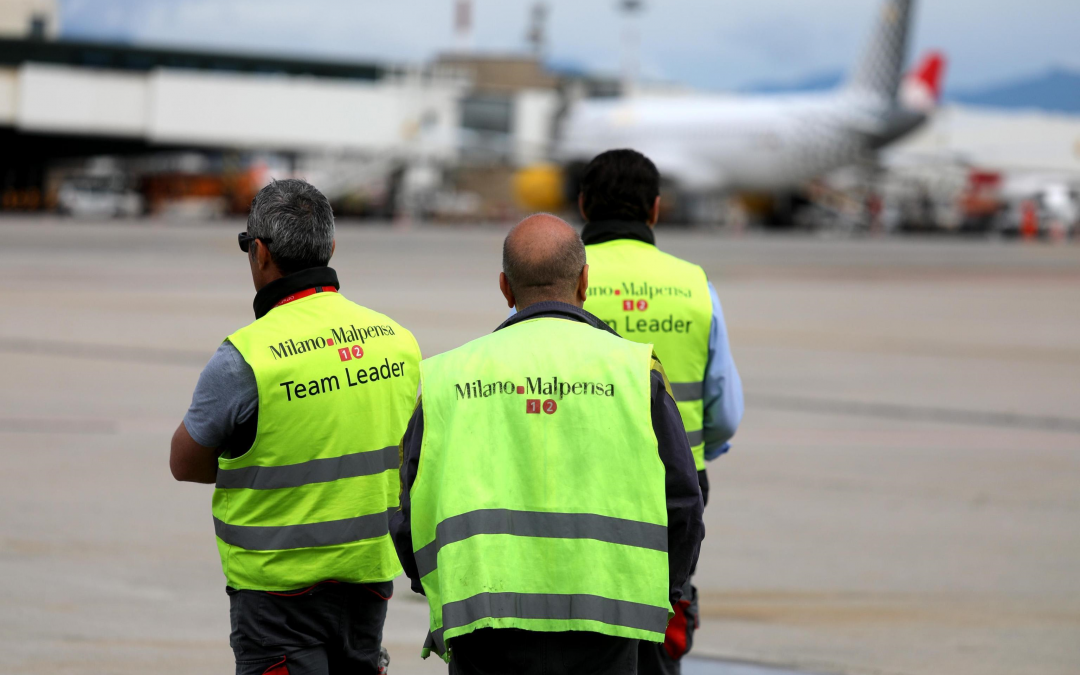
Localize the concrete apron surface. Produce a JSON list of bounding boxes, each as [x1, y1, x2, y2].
[[1, 219, 1078, 675], [684, 658, 823, 675]]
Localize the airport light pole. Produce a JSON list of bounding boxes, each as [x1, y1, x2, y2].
[[620, 0, 644, 97], [454, 0, 474, 53], [526, 2, 549, 60]]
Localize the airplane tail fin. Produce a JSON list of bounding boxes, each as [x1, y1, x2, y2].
[[846, 0, 915, 101], [900, 51, 946, 112]]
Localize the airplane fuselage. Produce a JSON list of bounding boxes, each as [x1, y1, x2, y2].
[[539, 0, 939, 207], [557, 91, 911, 193]]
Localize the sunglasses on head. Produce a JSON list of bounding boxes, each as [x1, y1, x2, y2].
[[238, 232, 272, 253]]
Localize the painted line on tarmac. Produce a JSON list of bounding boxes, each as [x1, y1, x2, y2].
[[0, 337, 208, 367], [684, 657, 826, 675], [0, 417, 117, 434], [751, 394, 1080, 434]]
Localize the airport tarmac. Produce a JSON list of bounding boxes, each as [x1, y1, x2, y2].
[[0, 218, 1078, 675]]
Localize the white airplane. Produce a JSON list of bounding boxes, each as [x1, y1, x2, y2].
[[521, 0, 945, 219]]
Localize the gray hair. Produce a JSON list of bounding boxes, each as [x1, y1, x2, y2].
[[247, 179, 335, 275]]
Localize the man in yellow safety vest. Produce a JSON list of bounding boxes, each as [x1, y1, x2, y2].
[[170, 179, 420, 675], [390, 214, 704, 675], [580, 149, 744, 675]]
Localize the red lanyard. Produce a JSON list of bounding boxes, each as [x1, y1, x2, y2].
[[273, 286, 337, 308]]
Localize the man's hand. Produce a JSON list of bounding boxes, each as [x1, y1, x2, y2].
[[170, 422, 219, 483]]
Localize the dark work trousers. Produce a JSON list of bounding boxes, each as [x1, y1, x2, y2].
[[228, 581, 392, 675], [639, 468, 709, 675], [448, 628, 639, 675]]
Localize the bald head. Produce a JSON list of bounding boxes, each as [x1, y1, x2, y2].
[[501, 214, 588, 310]]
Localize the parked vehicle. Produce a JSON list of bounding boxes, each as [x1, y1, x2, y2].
[[994, 182, 1079, 238], [57, 175, 143, 218]]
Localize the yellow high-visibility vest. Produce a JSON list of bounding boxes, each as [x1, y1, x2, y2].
[[584, 239, 712, 470], [215, 291, 421, 591], [413, 317, 671, 656]]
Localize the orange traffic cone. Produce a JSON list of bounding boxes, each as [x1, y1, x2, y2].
[[1020, 200, 1039, 240]]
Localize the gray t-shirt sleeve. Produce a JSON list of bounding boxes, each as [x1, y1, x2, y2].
[[182, 341, 258, 449]]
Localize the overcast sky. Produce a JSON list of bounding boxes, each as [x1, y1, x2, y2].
[[59, 0, 1080, 91]]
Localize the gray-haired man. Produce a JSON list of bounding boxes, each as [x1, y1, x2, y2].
[[171, 179, 421, 675]]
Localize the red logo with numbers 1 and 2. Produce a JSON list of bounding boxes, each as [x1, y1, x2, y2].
[[337, 345, 365, 362], [526, 399, 558, 414], [623, 299, 649, 311]]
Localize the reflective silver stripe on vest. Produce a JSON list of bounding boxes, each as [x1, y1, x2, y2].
[[414, 509, 667, 578], [425, 628, 445, 656], [685, 428, 703, 447], [669, 381, 704, 402], [439, 592, 668, 640], [214, 507, 395, 551], [216, 446, 399, 490]]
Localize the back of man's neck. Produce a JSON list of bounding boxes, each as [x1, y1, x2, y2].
[[516, 298, 582, 313]]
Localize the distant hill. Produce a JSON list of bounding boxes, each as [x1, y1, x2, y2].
[[545, 58, 590, 78], [738, 66, 1080, 115], [949, 68, 1080, 114], [739, 71, 843, 94]]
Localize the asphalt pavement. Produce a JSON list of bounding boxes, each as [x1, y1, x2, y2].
[[1, 218, 1078, 675]]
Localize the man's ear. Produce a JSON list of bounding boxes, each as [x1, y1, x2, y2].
[[576, 264, 590, 305], [499, 272, 516, 309], [254, 240, 269, 270], [330, 239, 336, 259], [647, 195, 661, 227], [578, 193, 587, 223]]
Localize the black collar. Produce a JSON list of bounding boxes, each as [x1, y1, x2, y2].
[[495, 300, 620, 336], [580, 220, 656, 247], [253, 267, 340, 320]]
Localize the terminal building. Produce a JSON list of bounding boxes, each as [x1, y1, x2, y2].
[[0, 0, 624, 217], [0, 0, 626, 218], [0, 0, 469, 212]]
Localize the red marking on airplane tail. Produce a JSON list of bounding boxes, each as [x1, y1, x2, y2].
[[912, 51, 946, 101]]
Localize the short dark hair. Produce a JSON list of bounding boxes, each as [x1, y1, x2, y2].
[[502, 216, 587, 305], [579, 149, 660, 223], [247, 179, 335, 275]]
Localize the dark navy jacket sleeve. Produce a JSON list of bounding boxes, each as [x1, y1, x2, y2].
[[651, 369, 706, 603], [390, 401, 425, 595]]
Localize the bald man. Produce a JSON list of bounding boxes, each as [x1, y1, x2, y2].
[[390, 215, 704, 675]]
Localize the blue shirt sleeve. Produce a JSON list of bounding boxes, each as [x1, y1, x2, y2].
[[702, 281, 744, 460]]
